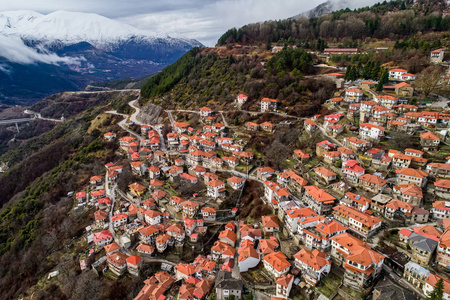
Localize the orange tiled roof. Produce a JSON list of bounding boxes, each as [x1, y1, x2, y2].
[[333, 204, 381, 227], [304, 186, 336, 203], [262, 216, 279, 228], [275, 274, 294, 287], [359, 174, 387, 186], [263, 251, 291, 272], [294, 248, 331, 271], [396, 168, 427, 178]]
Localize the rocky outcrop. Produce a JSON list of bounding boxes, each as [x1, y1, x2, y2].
[[136, 103, 165, 124]]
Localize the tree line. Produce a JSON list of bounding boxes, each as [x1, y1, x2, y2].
[[217, 1, 450, 47]]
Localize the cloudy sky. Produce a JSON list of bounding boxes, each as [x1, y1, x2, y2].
[[0, 0, 326, 46]]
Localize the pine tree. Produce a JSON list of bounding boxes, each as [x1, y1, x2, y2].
[[351, 65, 359, 81], [371, 61, 381, 80], [344, 65, 353, 81], [376, 69, 388, 91], [426, 278, 444, 300]]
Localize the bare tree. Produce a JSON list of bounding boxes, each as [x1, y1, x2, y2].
[[414, 65, 446, 98]]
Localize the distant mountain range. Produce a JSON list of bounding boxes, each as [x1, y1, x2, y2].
[[0, 10, 202, 105], [293, 0, 383, 19]]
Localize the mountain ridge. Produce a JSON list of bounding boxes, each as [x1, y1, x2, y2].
[[0, 10, 202, 105], [292, 0, 383, 19]]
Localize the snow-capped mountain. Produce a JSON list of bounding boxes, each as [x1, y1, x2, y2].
[[0, 10, 202, 105], [292, 0, 382, 19]]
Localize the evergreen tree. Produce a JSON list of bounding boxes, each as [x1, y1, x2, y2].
[[371, 61, 381, 80], [376, 69, 388, 91], [356, 61, 363, 78], [351, 65, 359, 81], [426, 278, 444, 300], [344, 65, 353, 81]]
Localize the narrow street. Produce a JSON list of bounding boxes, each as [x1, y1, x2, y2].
[[317, 125, 344, 147], [128, 99, 144, 125]]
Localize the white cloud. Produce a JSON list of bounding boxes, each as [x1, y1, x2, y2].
[[118, 0, 324, 46], [1, 0, 324, 46], [0, 34, 81, 66]]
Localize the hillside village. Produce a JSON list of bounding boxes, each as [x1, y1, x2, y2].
[[49, 44, 450, 300]]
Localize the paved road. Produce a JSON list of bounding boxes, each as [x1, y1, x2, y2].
[[65, 89, 140, 95], [0, 118, 34, 125], [106, 108, 143, 142], [220, 112, 229, 127], [128, 99, 144, 125], [166, 110, 176, 125], [23, 109, 64, 123], [317, 124, 344, 147]]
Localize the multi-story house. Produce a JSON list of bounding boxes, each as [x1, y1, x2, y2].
[[112, 213, 128, 228], [227, 176, 245, 190], [396, 168, 427, 187], [275, 274, 294, 299], [432, 201, 450, 219], [294, 248, 331, 286], [430, 48, 445, 63], [375, 95, 398, 109], [344, 136, 371, 153], [156, 234, 171, 253], [323, 151, 341, 165], [262, 251, 291, 278], [283, 207, 317, 234], [107, 252, 128, 276], [333, 204, 382, 239], [201, 207, 217, 222], [261, 216, 280, 234], [181, 200, 200, 218], [144, 210, 161, 226], [385, 199, 429, 223], [358, 174, 387, 194], [199, 106, 212, 117], [418, 111, 439, 127], [314, 167, 337, 184], [303, 220, 347, 251], [427, 163, 450, 178], [166, 223, 186, 243], [345, 87, 364, 103], [93, 230, 113, 246], [211, 241, 235, 261], [423, 274, 450, 300], [316, 140, 337, 157], [303, 186, 336, 215], [389, 68, 408, 80], [304, 119, 318, 132], [342, 160, 365, 183], [420, 131, 441, 151], [331, 233, 385, 290], [236, 94, 248, 106], [437, 230, 450, 268], [359, 123, 385, 141], [264, 181, 290, 204], [434, 179, 450, 200], [403, 261, 431, 291], [139, 225, 159, 244], [206, 179, 226, 198], [215, 271, 243, 300], [341, 192, 370, 212], [398, 184, 423, 206], [260, 98, 279, 112]]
